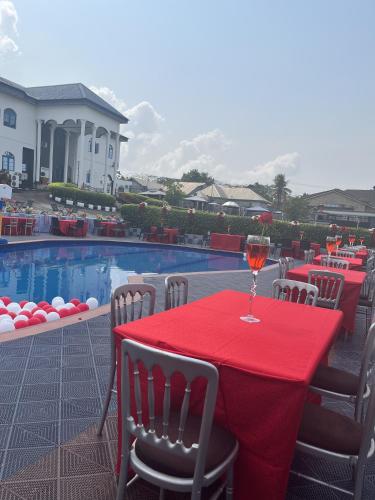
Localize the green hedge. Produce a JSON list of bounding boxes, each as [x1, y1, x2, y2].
[[117, 192, 165, 207], [121, 204, 374, 247], [48, 183, 116, 207]]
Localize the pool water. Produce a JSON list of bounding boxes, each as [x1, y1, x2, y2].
[[0, 241, 273, 305]]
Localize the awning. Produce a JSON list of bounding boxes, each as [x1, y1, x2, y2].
[[222, 201, 240, 208], [245, 205, 270, 212], [139, 190, 166, 196], [184, 196, 208, 203], [321, 210, 375, 218]]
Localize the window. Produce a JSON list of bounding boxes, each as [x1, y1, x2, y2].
[[88, 138, 92, 152], [95, 142, 99, 154], [2, 152, 15, 171], [108, 144, 113, 159], [86, 171, 91, 184], [3, 108, 17, 129]]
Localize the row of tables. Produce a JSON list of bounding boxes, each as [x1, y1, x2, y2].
[[112, 247, 370, 499]]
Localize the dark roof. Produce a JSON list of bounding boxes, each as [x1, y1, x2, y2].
[[0, 76, 128, 123], [345, 189, 375, 207]]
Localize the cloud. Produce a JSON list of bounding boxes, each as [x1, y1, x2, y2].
[[0, 0, 19, 55], [239, 152, 301, 185]]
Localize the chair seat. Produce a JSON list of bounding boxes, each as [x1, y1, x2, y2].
[[311, 364, 360, 396], [298, 401, 362, 455], [134, 413, 237, 478], [358, 297, 372, 307]]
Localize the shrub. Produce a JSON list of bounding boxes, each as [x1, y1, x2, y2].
[[48, 183, 115, 207], [120, 204, 374, 246], [117, 192, 165, 207]]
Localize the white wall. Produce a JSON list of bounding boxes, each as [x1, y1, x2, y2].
[[0, 92, 37, 174]]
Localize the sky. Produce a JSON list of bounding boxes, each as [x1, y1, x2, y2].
[[0, 0, 374, 194]]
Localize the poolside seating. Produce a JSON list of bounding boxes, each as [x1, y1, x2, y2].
[[126, 227, 142, 239], [292, 324, 375, 499], [272, 278, 319, 306], [23, 218, 35, 236], [115, 338, 239, 500], [319, 256, 350, 270], [304, 249, 315, 264], [307, 270, 345, 310], [184, 233, 205, 246], [336, 249, 356, 258], [67, 219, 85, 237], [3, 218, 18, 236], [97, 283, 156, 436], [164, 275, 189, 310], [49, 216, 61, 235], [357, 269, 375, 329]]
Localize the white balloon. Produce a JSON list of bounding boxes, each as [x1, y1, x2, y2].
[[55, 305, 65, 311], [52, 296, 65, 307], [15, 314, 29, 322], [86, 297, 99, 310], [0, 300, 5, 308], [23, 302, 37, 311], [0, 321, 15, 333], [7, 302, 21, 314], [33, 309, 47, 318], [64, 302, 75, 310], [0, 314, 12, 321], [46, 312, 60, 322]]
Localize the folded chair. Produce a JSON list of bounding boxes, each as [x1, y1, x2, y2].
[[116, 338, 239, 500]]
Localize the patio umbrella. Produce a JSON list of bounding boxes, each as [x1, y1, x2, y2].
[[245, 205, 270, 212], [222, 201, 240, 208], [139, 190, 165, 196], [184, 196, 208, 203], [0, 184, 12, 200]]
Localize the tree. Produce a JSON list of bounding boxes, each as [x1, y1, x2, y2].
[[164, 182, 184, 207], [181, 169, 214, 184], [284, 196, 310, 221], [272, 174, 291, 210], [248, 182, 273, 201]]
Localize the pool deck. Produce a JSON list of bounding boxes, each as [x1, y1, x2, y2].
[[0, 252, 373, 499]]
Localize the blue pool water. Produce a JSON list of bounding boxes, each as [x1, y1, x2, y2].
[[0, 241, 273, 305]]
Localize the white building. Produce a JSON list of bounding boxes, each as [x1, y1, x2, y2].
[[0, 76, 129, 195]]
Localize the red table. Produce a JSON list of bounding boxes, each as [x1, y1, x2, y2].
[[287, 263, 366, 333], [332, 249, 368, 264], [98, 221, 125, 237], [292, 240, 321, 258], [313, 254, 364, 271], [163, 228, 179, 244], [210, 233, 244, 252], [1, 216, 35, 236], [58, 219, 88, 237], [114, 291, 343, 500]]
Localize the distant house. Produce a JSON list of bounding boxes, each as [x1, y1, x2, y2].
[[177, 181, 207, 197], [305, 188, 375, 228], [196, 183, 269, 211], [129, 176, 164, 194]]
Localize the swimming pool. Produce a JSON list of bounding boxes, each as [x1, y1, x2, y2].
[[0, 241, 274, 305]]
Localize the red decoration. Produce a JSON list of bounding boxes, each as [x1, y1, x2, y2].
[[20, 310, 32, 319], [77, 303, 89, 312], [37, 301, 49, 308], [28, 317, 42, 326], [0, 308, 8, 315], [34, 313, 47, 323], [70, 298, 80, 306], [14, 320, 29, 329], [259, 212, 273, 224], [8, 312, 16, 319], [19, 300, 28, 308], [58, 308, 69, 318], [0, 297, 11, 306]]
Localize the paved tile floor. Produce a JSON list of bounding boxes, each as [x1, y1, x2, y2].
[[0, 265, 372, 499]]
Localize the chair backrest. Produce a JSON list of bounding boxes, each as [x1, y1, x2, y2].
[[272, 278, 319, 306], [278, 257, 288, 279], [286, 257, 295, 269], [111, 284, 156, 330], [304, 249, 315, 264], [366, 256, 375, 273], [165, 275, 189, 310], [10, 219, 18, 227], [120, 338, 218, 484], [307, 270, 345, 310], [320, 256, 349, 270], [336, 250, 355, 258]]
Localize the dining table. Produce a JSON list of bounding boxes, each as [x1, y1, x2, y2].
[[98, 221, 125, 237], [163, 227, 179, 244], [210, 233, 245, 252], [332, 248, 368, 264], [287, 263, 366, 334], [0, 216, 36, 236], [313, 254, 364, 271], [113, 290, 343, 500], [58, 219, 88, 237]]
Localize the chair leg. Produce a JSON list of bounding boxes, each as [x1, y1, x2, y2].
[[226, 465, 234, 499], [97, 360, 116, 436]]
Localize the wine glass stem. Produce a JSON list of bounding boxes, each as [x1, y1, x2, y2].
[[249, 271, 258, 316]]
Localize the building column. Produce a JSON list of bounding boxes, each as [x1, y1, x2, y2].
[[63, 131, 70, 183], [35, 119, 43, 182], [77, 119, 86, 186], [48, 124, 56, 181], [91, 124, 97, 180], [115, 132, 120, 170], [103, 132, 110, 192]]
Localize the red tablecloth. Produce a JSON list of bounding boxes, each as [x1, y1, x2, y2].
[[1, 216, 35, 236], [98, 221, 125, 237], [287, 264, 366, 333], [355, 249, 368, 264], [313, 254, 364, 271], [292, 241, 321, 258], [163, 228, 179, 244], [210, 233, 244, 252], [310, 242, 321, 256], [114, 291, 343, 500], [58, 219, 88, 237]]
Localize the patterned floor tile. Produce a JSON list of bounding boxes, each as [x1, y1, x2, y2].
[[62, 344, 91, 356], [60, 473, 116, 500], [0, 479, 58, 500], [60, 442, 112, 476], [1, 447, 58, 481], [60, 418, 101, 444], [62, 366, 96, 382], [23, 368, 60, 385], [62, 355, 94, 368], [0, 405, 15, 425], [62, 380, 99, 399], [0, 358, 27, 371], [15, 401, 59, 423], [27, 356, 61, 370], [61, 398, 102, 419], [0, 371, 24, 386], [19, 383, 60, 402], [0, 386, 19, 404], [8, 422, 59, 449], [29, 345, 61, 357]]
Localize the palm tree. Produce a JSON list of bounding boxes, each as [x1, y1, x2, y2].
[[272, 174, 291, 210]]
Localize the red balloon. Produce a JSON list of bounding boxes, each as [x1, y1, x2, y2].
[[77, 303, 89, 312], [0, 307, 8, 315], [19, 300, 28, 308], [31, 307, 40, 315], [42, 305, 51, 311], [69, 306, 80, 315], [34, 313, 47, 323], [20, 310, 32, 319], [14, 320, 29, 329], [28, 317, 42, 326], [38, 301, 49, 308], [70, 298, 80, 306], [46, 307, 58, 314], [0, 297, 11, 306], [8, 312, 16, 319], [58, 308, 68, 318]]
